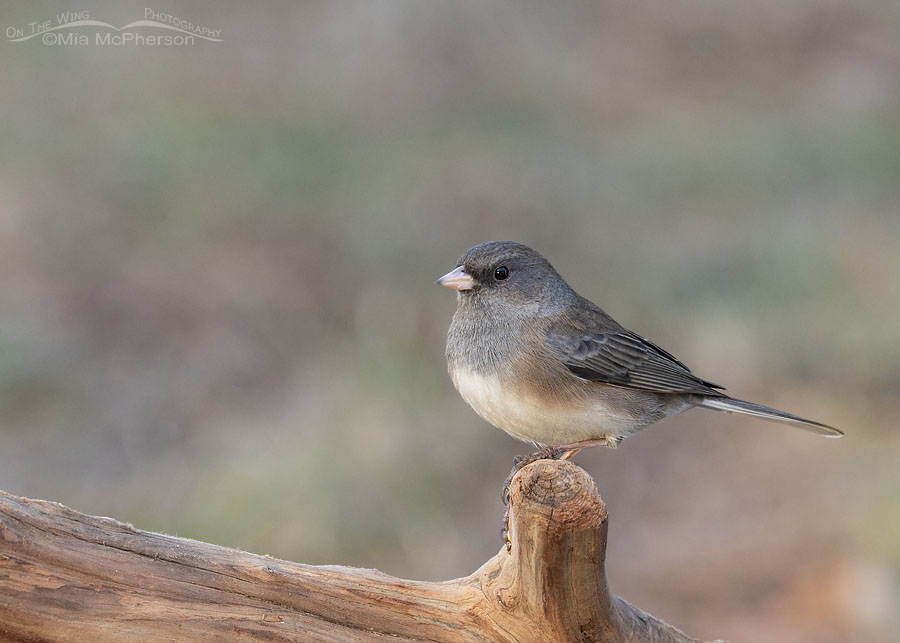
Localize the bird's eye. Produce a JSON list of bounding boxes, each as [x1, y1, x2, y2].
[[494, 266, 509, 281]]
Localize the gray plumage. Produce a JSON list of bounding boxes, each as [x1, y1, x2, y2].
[[438, 241, 842, 449]]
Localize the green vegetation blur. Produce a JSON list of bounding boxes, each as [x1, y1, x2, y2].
[[1, 3, 898, 641]]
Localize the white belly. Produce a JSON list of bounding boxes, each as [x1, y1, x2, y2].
[[450, 367, 649, 446]]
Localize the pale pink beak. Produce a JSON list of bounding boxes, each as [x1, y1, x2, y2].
[[436, 265, 476, 291]]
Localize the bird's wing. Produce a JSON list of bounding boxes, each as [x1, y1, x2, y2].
[[546, 330, 726, 395]]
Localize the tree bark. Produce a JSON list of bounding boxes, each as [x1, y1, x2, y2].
[[0, 459, 721, 642]]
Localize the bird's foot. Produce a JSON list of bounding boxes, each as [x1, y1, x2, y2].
[[555, 435, 621, 456], [501, 504, 512, 551], [501, 445, 566, 504]]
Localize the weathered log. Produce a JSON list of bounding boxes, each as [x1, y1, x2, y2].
[[0, 459, 719, 642]]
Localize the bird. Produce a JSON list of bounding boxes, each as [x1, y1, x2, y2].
[[436, 241, 842, 463]]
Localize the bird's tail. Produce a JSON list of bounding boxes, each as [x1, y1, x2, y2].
[[697, 396, 843, 437]]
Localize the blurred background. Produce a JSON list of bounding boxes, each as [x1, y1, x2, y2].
[[2, 2, 899, 641]]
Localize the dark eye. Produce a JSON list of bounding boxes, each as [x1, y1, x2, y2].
[[494, 266, 509, 280]]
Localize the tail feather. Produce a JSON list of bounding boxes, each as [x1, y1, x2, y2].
[[697, 396, 843, 438]]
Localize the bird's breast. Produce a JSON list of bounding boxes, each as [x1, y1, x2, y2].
[[449, 364, 656, 446], [450, 367, 529, 437]]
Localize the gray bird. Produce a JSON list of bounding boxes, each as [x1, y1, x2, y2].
[[437, 241, 842, 462]]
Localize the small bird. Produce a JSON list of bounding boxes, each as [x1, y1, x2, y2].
[[437, 241, 842, 462]]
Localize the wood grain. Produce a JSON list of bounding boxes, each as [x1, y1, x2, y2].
[[0, 460, 720, 642]]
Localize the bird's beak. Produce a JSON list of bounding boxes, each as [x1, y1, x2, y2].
[[436, 265, 476, 291]]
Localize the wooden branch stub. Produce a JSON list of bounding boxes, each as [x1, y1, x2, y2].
[[477, 460, 706, 642], [0, 460, 719, 642]]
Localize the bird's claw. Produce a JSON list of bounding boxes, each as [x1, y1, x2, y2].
[[501, 504, 512, 551], [502, 446, 565, 503]]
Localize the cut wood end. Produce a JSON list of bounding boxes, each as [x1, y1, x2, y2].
[[510, 459, 608, 529]]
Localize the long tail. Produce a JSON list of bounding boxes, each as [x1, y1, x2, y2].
[[697, 396, 843, 437]]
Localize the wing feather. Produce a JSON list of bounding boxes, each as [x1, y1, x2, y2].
[[548, 330, 725, 395]]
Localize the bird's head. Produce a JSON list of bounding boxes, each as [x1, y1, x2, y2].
[[436, 241, 572, 310]]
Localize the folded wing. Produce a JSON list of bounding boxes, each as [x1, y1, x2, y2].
[[547, 330, 725, 396]]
